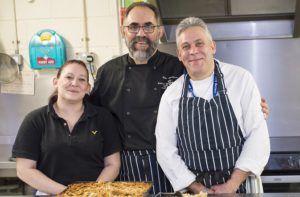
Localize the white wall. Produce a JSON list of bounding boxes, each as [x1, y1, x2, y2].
[[0, 0, 124, 70], [0, 0, 128, 144]]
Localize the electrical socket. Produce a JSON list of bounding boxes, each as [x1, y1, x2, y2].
[[75, 52, 95, 64], [75, 52, 96, 79]]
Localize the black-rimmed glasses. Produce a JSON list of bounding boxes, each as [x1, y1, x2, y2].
[[124, 25, 159, 33]]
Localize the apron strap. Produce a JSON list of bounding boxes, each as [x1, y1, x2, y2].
[[214, 60, 227, 94], [182, 74, 189, 97], [181, 60, 227, 98]]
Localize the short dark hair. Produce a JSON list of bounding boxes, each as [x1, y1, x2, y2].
[[124, 2, 161, 25]]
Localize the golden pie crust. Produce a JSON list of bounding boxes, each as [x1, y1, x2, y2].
[[56, 181, 152, 197], [182, 192, 207, 197]]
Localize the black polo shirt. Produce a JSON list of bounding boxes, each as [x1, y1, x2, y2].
[[89, 51, 184, 150], [12, 100, 121, 186]]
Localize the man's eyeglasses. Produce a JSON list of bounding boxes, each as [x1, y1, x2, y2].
[[124, 25, 159, 33]]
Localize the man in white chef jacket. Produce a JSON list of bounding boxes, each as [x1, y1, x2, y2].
[[155, 17, 270, 194]]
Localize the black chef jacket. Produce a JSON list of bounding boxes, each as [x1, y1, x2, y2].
[[90, 50, 184, 150]]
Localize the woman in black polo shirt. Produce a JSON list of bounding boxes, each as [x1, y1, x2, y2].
[[12, 60, 121, 195]]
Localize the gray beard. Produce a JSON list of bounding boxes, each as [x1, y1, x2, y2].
[[126, 36, 159, 62], [132, 50, 149, 62]]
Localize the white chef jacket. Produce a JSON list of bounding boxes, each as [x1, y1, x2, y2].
[[155, 60, 270, 191]]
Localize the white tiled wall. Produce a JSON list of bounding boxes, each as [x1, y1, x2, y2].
[[0, 0, 124, 69], [0, 0, 14, 20], [0, 0, 127, 142]]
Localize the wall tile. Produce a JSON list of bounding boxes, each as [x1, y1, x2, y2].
[[15, 0, 51, 19], [108, 0, 119, 17], [0, 0, 14, 20], [86, 0, 110, 17], [87, 17, 119, 47], [50, 0, 83, 18], [0, 21, 16, 50]]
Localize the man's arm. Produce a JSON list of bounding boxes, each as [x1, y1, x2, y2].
[[210, 168, 250, 193], [156, 89, 196, 192]]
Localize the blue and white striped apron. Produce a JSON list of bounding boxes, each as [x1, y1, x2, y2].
[[177, 61, 246, 193], [119, 149, 173, 194]]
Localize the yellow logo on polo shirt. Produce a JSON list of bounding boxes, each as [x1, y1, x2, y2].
[[91, 130, 98, 135]]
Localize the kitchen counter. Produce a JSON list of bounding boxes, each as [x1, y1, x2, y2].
[[206, 194, 300, 197], [0, 145, 298, 196], [156, 194, 300, 197], [0, 144, 16, 177]]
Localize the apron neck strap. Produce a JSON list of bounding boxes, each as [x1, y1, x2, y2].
[[182, 60, 226, 97]]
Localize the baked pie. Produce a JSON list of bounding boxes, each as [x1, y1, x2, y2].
[[182, 192, 207, 197], [57, 181, 152, 197]]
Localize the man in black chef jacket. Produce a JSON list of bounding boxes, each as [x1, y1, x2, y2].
[[89, 2, 269, 194], [90, 2, 182, 194]]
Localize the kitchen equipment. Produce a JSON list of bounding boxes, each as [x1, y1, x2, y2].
[[29, 29, 66, 69], [0, 53, 19, 83], [0, 144, 27, 195], [261, 137, 300, 193], [0, 178, 24, 195]]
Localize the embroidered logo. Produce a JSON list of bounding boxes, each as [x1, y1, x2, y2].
[[91, 130, 98, 135], [157, 76, 178, 89]]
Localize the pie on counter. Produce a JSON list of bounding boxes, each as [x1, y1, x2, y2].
[[56, 181, 152, 197], [182, 192, 207, 197]]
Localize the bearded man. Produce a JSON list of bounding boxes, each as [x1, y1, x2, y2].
[[89, 2, 183, 194]]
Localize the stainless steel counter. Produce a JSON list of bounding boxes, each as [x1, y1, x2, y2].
[[1, 144, 299, 196], [155, 194, 300, 197], [0, 144, 16, 177]]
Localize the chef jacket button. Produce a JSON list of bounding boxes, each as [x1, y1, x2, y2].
[[128, 66, 132, 70], [64, 122, 67, 126], [153, 66, 157, 70], [127, 134, 132, 138], [153, 87, 158, 91], [153, 110, 157, 114], [126, 111, 131, 115], [126, 88, 131, 92]]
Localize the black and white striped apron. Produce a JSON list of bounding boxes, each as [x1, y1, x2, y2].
[[177, 61, 246, 193], [118, 150, 173, 194]]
